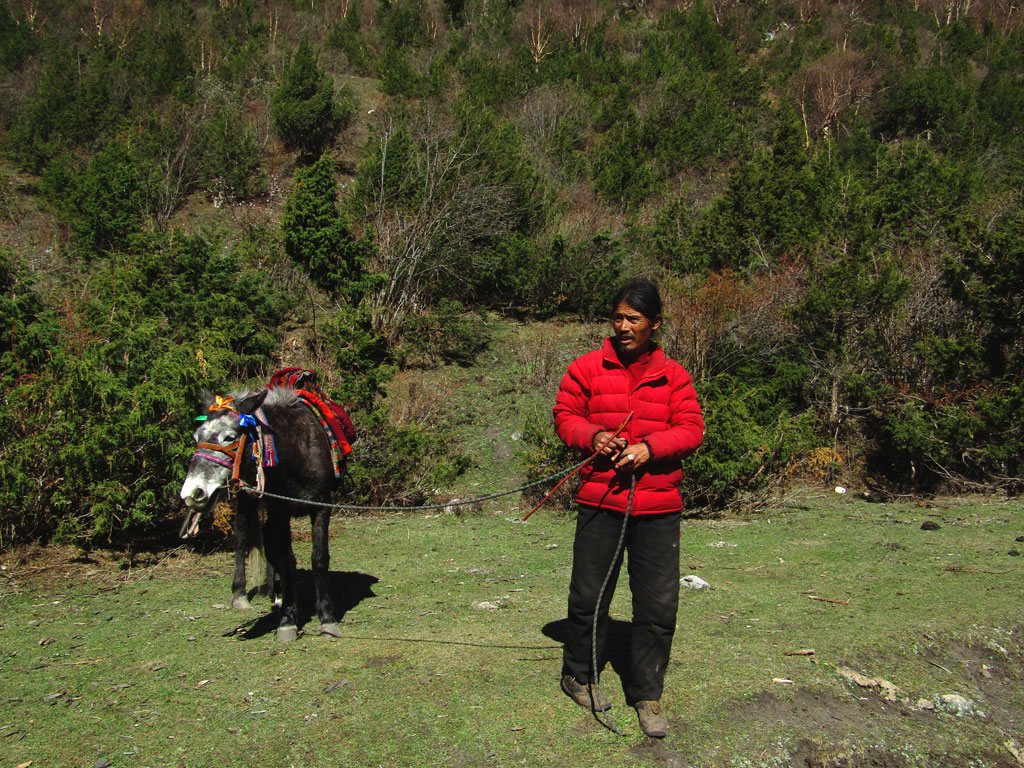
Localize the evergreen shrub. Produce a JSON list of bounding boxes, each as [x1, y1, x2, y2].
[[272, 37, 348, 158], [0, 234, 289, 544]]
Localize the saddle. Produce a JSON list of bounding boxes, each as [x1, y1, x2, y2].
[[267, 368, 356, 478]]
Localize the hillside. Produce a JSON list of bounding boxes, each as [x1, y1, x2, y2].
[[1, 0, 1023, 545]]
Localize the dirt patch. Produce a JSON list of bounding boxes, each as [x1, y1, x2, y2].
[[364, 654, 403, 668], [627, 639, 1024, 768], [919, 633, 1024, 733], [0, 534, 230, 596], [712, 687, 1020, 768], [738, 686, 904, 735]]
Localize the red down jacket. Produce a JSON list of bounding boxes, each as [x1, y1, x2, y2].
[[553, 338, 704, 515]]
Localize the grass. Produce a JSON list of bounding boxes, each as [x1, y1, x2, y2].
[[387, 316, 606, 500], [3, 492, 1024, 767]]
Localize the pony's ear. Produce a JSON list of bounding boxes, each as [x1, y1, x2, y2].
[[201, 389, 216, 412], [236, 389, 269, 414]]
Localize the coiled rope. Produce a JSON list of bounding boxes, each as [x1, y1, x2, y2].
[[585, 472, 635, 736]]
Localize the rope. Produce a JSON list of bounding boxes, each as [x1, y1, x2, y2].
[[212, 420, 642, 737], [521, 411, 634, 521], [228, 455, 592, 513], [230, 411, 635, 516], [588, 473, 636, 736]]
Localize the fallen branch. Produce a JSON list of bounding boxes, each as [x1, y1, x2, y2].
[[808, 595, 850, 605], [945, 565, 1013, 575], [924, 658, 953, 675]]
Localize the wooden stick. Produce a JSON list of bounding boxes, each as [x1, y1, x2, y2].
[[808, 595, 849, 605]]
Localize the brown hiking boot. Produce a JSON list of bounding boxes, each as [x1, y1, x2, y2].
[[560, 674, 612, 712], [634, 700, 668, 738]]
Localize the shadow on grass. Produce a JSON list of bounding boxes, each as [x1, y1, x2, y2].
[[229, 569, 379, 640], [542, 617, 634, 694]]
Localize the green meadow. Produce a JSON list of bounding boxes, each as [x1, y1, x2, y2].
[[3, 492, 1023, 767]]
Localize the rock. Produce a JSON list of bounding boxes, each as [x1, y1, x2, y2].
[[680, 575, 713, 590], [1010, 549, 1021, 557], [836, 666, 898, 702], [937, 693, 981, 717], [834, 486, 847, 495], [920, 521, 940, 531]]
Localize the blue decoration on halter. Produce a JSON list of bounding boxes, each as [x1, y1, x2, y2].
[[238, 413, 257, 430]]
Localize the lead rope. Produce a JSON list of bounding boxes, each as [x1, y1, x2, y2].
[[522, 411, 634, 522], [589, 472, 637, 736]]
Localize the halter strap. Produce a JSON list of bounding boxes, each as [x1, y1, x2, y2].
[[193, 450, 235, 470], [193, 434, 249, 492]]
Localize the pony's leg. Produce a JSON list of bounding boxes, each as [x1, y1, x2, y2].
[[231, 502, 252, 610], [266, 557, 280, 608], [264, 510, 299, 642], [311, 509, 339, 637], [254, 501, 278, 606]]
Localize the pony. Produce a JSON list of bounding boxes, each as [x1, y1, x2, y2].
[[179, 387, 342, 642]]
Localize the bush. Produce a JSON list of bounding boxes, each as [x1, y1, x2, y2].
[[0, 233, 290, 544], [680, 371, 820, 508], [518, 408, 578, 512], [317, 305, 476, 509], [281, 153, 376, 298], [272, 37, 348, 158], [319, 304, 395, 413], [59, 134, 148, 258], [203, 103, 268, 202], [0, 5, 36, 72], [396, 299, 491, 367]]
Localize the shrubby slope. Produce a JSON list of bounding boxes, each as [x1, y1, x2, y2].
[[1, 0, 1022, 544]]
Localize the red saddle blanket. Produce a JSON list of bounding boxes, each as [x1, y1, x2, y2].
[[267, 368, 356, 476]]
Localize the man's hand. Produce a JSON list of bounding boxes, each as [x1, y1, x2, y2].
[[592, 431, 627, 458], [613, 442, 651, 471]]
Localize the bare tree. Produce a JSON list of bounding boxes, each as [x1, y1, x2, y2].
[[516, 0, 556, 63], [15, 0, 48, 30], [424, 0, 446, 39], [551, 0, 601, 48], [359, 112, 523, 335], [664, 265, 801, 385], [991, 0, 1023, 33], [148, 79, 252, 224], [81, 0, 141, 56], [794, 47, 870, 145]]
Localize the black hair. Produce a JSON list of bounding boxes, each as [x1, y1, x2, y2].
[[611, 278, 662, 322]]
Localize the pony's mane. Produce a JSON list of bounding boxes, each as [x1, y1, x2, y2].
[[223, 387, 299, 410], [262, 386, 300, 408]]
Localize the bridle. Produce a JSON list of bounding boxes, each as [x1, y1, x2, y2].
[[190, 395, 263, 495], [194, 433, 249, 493]]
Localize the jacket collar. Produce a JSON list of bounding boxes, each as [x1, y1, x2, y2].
[[601, 337, 667, 380]]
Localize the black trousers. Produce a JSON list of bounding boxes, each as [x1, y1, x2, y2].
[[562, 505, 681, 702]]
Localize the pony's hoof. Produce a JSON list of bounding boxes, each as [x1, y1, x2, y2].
[[232, 596, 252, 611], [320, 622, 341, 638], [276, 625, 298, 642]]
